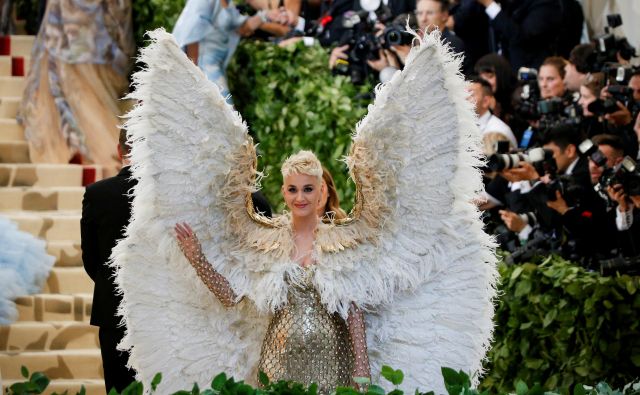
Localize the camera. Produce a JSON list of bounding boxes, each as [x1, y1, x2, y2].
[[599, 255, 640, 276], [486, 147, 555, 174], [597, 156, 640, 198], [588, 14, 637, 72], [380, 25, 413, 49]]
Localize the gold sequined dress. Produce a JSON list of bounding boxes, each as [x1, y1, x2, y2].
[[258, 272, 354, 393]]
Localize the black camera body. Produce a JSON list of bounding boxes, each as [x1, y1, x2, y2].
[[589, 14, 637, 71], [380, 25, 413, 49], [597, 156, 640, 197]]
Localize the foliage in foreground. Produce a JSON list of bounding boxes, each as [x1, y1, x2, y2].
[[228, 40, 374, 211], [8, 365, 640, 395], [482, 256, 640, 394]]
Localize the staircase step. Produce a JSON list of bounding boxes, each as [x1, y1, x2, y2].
[[2, 379, 105, 395], [0, 76, 26, 96], [15, 294, 92, 323], [0, 56, 10, 76], [43, 267, 93, 295], [0, 140, 29, 163], [0, 96, 21, 118], [0, 186, 84, 211], [9, 36, 35, 58], [4, 211, 81, 241], [0, 164, 103, 187], [0, 322, 98, 352], [0, 118, 23, 141], [0, 164, 85, 187], [47, 240, 83, 268], [0, 349, 103, 380]]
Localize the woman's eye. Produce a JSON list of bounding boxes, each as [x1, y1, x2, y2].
[[288, 188, 296, 193], [304, 187, 313, 193]]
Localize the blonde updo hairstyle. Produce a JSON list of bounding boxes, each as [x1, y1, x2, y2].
[[281, 150, 323, 183]]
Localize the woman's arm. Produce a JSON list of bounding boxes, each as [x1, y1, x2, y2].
[[175, 222, 238, 307], [185, 43, 199, 65], [347, 303, 371, 382]]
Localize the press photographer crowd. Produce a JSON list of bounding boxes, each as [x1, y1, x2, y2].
[[250, 0, 640, 274]]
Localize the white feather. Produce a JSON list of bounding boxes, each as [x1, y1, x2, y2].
[[111, 28, 497, 395]]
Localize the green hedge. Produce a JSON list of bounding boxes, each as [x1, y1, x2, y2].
[[482, 256, 640, 394], [228, 41, 373, 211]]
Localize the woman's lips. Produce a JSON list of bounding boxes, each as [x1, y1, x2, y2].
[[294, 203, 308, 209]]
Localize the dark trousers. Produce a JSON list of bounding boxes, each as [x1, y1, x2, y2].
[[98, 326, 136, 393]]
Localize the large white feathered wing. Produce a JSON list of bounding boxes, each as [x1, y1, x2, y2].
[[110, 29, 277, 393], [312, 31, 498, 392]]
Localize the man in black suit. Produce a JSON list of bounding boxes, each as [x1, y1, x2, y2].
[[475, 0, 562, 72], [81, 130, 273, 392], [81, 129, 137, 393]]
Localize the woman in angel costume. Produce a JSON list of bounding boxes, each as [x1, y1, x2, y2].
[[111, 28, 497, 394]]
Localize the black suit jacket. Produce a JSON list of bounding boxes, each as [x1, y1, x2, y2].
[[490, 0, 562, 72], [81, 166, 136, 328]]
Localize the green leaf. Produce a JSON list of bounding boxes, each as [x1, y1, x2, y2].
[[366, 384, 386, 395], [31, 372, 50, 392], [211, 373, 227, 391], [574, 367, 590, 377], [151, 373, 162, 391], [515, 380, 529, 395], [441, 367, 463, 387], [77, 385, 87, 395], [258, 371, 270, 386], [573, 384, 587, 395], [191, 382, 200, 395], [21, 366, 29, 379]]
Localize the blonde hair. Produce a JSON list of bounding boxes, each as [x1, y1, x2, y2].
[[281, 150, 323, 182]]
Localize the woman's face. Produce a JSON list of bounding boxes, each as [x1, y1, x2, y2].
[[538, 64, 566, 99], [578, 85, 597, 117], [479, 71, 497, 93], [282, 173, 323, 218]]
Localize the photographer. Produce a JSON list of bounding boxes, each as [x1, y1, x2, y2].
[[495, 126, 606, 263], [564, 43, 595, 93], [469, 77, 517, 147], [538, 56, 567, 100], [607, 183, 640, 257], [416, 0, 470, 74]]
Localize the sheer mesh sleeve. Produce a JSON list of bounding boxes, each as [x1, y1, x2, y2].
[[347, 303, 371, 381], [180, 235, 238, 308]]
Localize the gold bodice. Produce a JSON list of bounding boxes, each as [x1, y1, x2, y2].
[[258, 273, 354, 393]]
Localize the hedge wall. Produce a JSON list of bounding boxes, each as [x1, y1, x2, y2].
[[228, 41, 373, 211], [482, 256, 640, 394]]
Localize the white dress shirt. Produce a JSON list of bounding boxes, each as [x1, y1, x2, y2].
[[478, 111, 518, 148]]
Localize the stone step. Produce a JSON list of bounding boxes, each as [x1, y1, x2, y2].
[[0, 349, 103, 380], [0, 97, 21, 118], [0, 56, 31, 77], [0, 186, 84, 211], [47, 240, 83, 268], [0, 76, 26, 97], [15, 294, 92, 323], [0, 56, 10, 76], [8, 36, 35, 58], [0, 118, 24, 141], [0, 140, 29, 163], [2, 379, 105, 395], [43, 267, 93, 295], [4, 211, 81, 242], [0, 322, 98, 352], [0, 164, 86, 187]]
